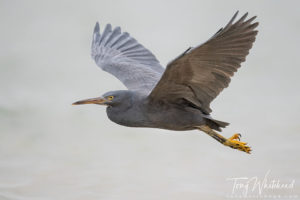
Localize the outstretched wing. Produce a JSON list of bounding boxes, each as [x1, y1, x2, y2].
[[91, 23, 164, 93], [149, 12, 259, 114]]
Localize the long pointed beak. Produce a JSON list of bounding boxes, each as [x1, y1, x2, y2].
[[72, 96, 108, 105]]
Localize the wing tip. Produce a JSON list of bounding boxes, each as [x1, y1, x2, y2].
[[94, 22, 118, 35], [224, 11, 239, 29], [226, 11, 259, 30], [233, 10, 239, 20], [94, 22, 100, 33], [234, 10, 239, 16], [105, 23, 112, 31], [247, 15, 258, 24], [115, 26, 121, 33], [242, 12, 249, 19]]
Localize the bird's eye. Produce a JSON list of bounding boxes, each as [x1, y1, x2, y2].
[[107, 96, 114, 100]]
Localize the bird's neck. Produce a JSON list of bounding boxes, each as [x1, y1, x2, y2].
[[105, 95, 150, 127]]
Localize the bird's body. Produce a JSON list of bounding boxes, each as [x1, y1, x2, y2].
[[105, 91, 206, 130], [73, 11, 259, 153]]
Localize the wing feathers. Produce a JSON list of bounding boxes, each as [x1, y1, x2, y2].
[[104, 26, 121, 46], [98, 24, 112, 45], [91, 23, 164, 93], [149, 12, 258, 114]]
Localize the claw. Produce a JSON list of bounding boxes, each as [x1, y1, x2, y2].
[[229, 133, 241, 141], [225, 133, 251, 153], [237, 133, 241, 140]]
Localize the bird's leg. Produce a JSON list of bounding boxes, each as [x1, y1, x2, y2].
[[196, 125, 251, 154]]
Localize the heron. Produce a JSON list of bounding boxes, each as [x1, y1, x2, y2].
[[73, 11, 258, 153]]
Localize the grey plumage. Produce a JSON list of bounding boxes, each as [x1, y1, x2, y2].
[[149, 12, 258, 114], [74, 11, 258, 152], [91, 23, 164, 93]]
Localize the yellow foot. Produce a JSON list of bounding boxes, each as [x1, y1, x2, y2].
[[224, 133, 251, 154]]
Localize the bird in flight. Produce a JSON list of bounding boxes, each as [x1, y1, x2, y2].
[[73, 11, 258, 154]]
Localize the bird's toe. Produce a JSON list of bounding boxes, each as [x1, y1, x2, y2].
[[224, 135, 251, 154]]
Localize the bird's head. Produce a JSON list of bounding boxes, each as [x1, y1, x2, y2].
[[72, 90, 133, 107]]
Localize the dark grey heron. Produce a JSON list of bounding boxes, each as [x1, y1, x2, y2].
[[73, 11, 258, 153]]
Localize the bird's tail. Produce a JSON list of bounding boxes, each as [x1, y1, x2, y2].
[[203, 116, 229, 132]]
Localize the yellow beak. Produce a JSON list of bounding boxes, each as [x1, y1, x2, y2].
[[72, 97, 108, 105]]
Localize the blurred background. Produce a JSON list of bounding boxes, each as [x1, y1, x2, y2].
[[1, 0, 300, 199]]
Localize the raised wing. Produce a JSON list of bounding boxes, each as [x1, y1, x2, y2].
[[91, 23, 164, 93], [149, 12, 259, 114]]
